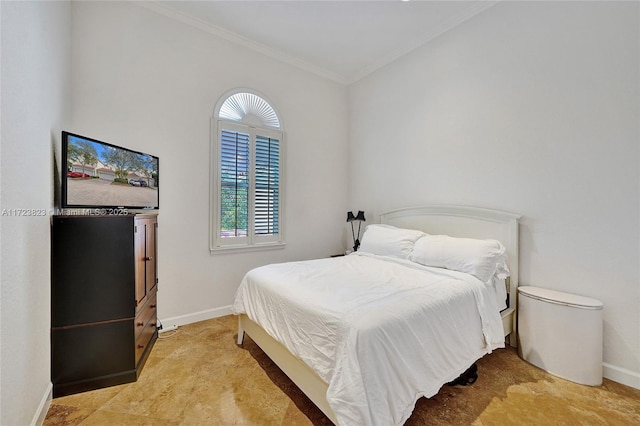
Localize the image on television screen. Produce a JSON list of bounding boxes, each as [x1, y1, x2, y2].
[[63, 132, 159, 209]]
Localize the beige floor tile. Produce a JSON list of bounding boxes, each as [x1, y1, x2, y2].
[[50, 384, 125, 411], [44, 316, 640, 426], [77, 408, 180, 426], [42, 405, 96, 426]]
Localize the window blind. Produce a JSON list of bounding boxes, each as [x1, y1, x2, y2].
[[220, 129, 249, 238], [255, 135, 280, 236]]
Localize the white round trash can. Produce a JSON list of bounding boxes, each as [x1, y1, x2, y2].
[[518, 286, 603, 386]]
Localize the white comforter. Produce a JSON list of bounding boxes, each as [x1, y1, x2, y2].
[[232, 252, 504, 426]]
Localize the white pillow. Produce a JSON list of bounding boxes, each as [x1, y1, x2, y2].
[[409, 234, 510, 284], [358, 224, 424, 259]]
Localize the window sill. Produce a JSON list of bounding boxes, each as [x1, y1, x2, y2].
[[209, 242, 286, 255]]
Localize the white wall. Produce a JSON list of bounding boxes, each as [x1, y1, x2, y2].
[[0, 1, 71, 424], [349, 1, 639, 386], [69, 2, 348, 323]]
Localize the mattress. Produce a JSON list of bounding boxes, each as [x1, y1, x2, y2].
[[232, 252, 505, 425]]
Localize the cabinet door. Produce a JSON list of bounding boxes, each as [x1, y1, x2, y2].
[[146, 219, 158, 295], [134, 219, 148, 306], [52, 216, 135, 327], [135, 217, 158, 308]]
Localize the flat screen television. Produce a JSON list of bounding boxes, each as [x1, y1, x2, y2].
[[61, 131, 159, 211]]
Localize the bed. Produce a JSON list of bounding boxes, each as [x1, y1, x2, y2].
[[232, 205, 520, 425]]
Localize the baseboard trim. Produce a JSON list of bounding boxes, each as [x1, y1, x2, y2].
[[603, 362, 640, 390], [159, 305, 232, 329], [31, 382, 52, 426]]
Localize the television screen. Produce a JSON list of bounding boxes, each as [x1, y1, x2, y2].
[[61, 131, 159, 210]]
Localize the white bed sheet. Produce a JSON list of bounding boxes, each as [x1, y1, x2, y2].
[[232, 252, 505, 426], [493, 277, 508, 311]]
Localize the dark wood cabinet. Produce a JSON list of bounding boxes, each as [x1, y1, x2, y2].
[[51, 214, 158, 397]]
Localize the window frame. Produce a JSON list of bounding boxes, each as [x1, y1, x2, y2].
[[210, 91, 285, 254]]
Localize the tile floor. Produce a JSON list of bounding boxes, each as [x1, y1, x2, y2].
[[45, 316, 640, 425]]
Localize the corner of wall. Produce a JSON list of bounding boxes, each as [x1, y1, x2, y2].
[[30, 384, 53, 426]]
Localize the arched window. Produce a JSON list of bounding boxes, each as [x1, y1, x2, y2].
[[211, 90, 285, 252]]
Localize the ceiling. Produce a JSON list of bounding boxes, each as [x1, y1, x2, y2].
[[143, 1, 498, 85]]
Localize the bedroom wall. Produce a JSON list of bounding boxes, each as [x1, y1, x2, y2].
[[348, 1, 640, 387], [0, 1, 71, 424], [68, 2, 348, 323]]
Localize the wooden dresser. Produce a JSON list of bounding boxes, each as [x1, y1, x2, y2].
[[51, 214, 158, 397]]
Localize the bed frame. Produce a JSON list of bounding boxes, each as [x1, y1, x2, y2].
[[237, 205, 520, 424]]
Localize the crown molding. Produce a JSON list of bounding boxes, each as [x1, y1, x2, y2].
[[346, 1, 500, 84], [134, 1, 499, 87], [135, 1, 349, 85]]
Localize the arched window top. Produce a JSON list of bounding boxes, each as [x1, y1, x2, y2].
[[218, 91, 281, 130]]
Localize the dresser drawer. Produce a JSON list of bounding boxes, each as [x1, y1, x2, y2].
[[135, 293, 157, 340], [135, 319, 157, 365], [52, 320, 134, 386]]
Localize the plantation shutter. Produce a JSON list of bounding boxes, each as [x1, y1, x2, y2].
[[212, 91, 284, 252], [254, 135, 280, 236], [220, 129, 249, 238]]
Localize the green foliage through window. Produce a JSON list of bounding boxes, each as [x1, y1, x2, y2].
[[220, 130, 249, 237]]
